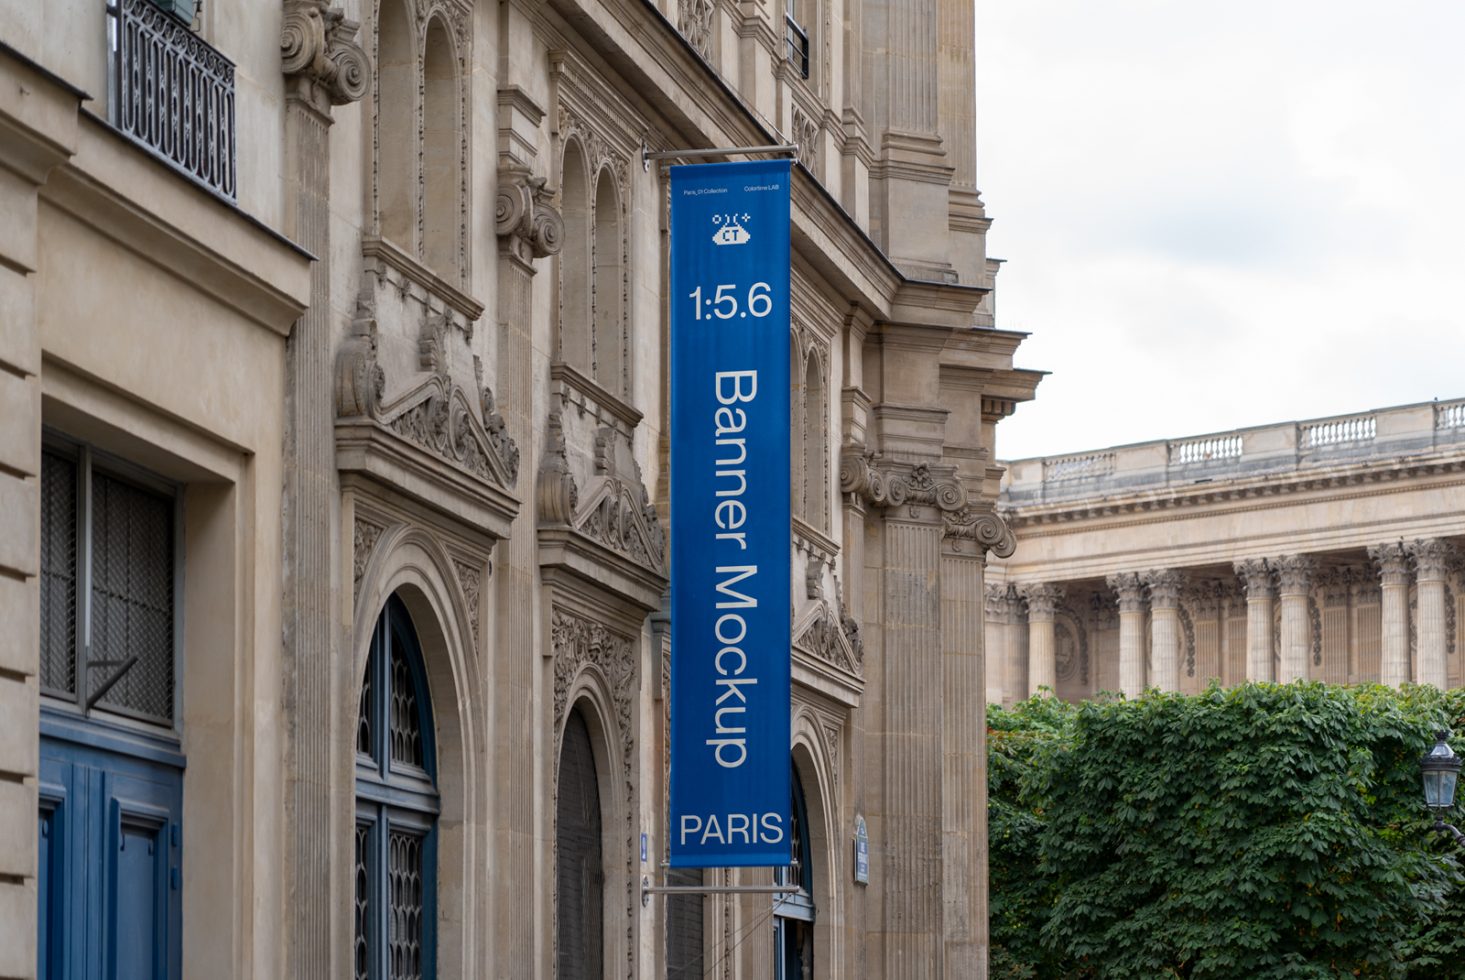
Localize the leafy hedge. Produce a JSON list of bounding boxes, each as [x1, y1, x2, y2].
[[989, 684, 1465, 978]]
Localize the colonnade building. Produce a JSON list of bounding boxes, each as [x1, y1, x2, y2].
[[986, 400, 1465, 705], [0, 0, 1037, 975]]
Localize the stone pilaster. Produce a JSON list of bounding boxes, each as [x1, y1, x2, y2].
[[1106, 572, 1147, 697], [1234, 559, 1277, 683], [1370, 543, 1412, 687], [278, 9, 368, 978], [1408, 539, 1455, 688], [495, 159, 561, 971], [1144, 570, 1185, 692], [1273, 555, 1315, 682], [941, 515, 1009, 977], [0, 47, 78, 978], [1020, 583, 1063, 696]]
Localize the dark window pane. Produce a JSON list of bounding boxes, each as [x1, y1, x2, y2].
[[388, 643, 424, 770], [388, 828, 425, 980], [91, 471, 174, 723], [355, 822, 372, 980], [40, 453, 78, 697]]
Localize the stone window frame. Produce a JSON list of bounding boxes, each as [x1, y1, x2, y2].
[[548, 50, 641, 407], [368, 0, 473, 285]]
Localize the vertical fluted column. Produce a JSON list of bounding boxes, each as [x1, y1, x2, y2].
[[1234, 559, 1276, 682], [1107, 573, 1147, 697], [1144, 570, 1184, 692], [940, 541, 986, 976], [1020, 584, 1063, 696], [1370, 543, 1412, 687], [279, 11, 368, 978], [882, 515, 946, 975], [1409, 539, 1455, 688], [1273, 555, 1316, 682]]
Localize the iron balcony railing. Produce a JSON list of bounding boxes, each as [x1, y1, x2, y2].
[[108, 0, 236, 200]]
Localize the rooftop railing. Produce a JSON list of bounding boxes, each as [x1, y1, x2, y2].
[[109, 0, 236, 200], [1002, 398, 1465, 506]]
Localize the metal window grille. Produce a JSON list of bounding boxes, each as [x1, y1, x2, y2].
[[785, 14, 810, 80], [39, 443, 178, 727], [355, 599, 439, 980], [109, 0, 237, 199], [40, 453, 79, 697]]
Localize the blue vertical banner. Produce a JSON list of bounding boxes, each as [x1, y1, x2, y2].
[[669, 160, 792, 868]]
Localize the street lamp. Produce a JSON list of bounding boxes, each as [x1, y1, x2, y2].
[[1421, 731, 1465, 845]]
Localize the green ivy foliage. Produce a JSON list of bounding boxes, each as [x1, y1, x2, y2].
[[988, 684, 1465, 978]]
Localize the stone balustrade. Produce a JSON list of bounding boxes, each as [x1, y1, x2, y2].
[[1003, 398, 1465, 505]]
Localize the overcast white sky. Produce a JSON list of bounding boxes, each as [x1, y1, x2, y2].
[[974, 0, 1465, 461]]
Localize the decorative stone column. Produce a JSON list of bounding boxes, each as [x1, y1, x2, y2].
[[1234, 559, 1276, 683], [1369, 543, 1412, 687], [1409, 539, 1456, 688], [984, 583, 1018, 704], [1020, 583, 1064, 696], [1106, 572, 1147, 697], [1273, 555, 1316, 682], [278, 9, 368, 978], [1144, 570, 1185, 692]]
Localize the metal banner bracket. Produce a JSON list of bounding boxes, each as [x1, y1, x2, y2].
[[641, 140, 798, 172]]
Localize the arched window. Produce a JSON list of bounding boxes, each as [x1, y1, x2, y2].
[[556, 707, 604, 979], [376, 0, 414, 249], [355, 595, 439, 980], [773, 767, 814, 980], [558, 142, 592, 374], [592, 170, 624, 394], [790, 342, 805, 517], [421, 18, 458, 277], [803, 353, 826, 529]]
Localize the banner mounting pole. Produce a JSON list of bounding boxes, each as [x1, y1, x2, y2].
[[641, 141, 798, 171]]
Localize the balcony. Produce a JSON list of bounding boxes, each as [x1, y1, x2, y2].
[[108, 0, 236, 200]]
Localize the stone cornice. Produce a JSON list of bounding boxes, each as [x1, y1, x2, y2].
[[1002, 457, 1465, 530]]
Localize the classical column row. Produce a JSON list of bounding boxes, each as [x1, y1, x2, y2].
[[997, 537, 1458, 699]]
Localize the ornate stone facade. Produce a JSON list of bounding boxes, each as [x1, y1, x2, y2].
[[990, 399, 1465, 703], [0, 0, 1038, 975]]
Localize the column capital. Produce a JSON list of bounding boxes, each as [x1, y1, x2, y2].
[[1105, 572, 1147, 613], [1143, 569, 1185, 608], [1369, 542, 1412, 587], [1018, 583, 1064, 620], [1233, 558, 1276, 600], [943, 506, 1016, 559], [1272, 554, 1316, 596], [282, 0, 370, 116], [496, 162, 564, 266], [984, 583, 1018, 622], [1408, 538, 1457, 582], [839, 452, 967, 521]]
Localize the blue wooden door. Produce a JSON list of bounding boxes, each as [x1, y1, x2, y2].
[[38, 731, 183, 980]]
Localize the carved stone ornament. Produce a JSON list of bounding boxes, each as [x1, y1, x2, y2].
[[677, 0, 716, 58], [352, 516, 386, 597], [793, 598, 864, 676], [1409, 538, 1457, 581], [537, 417, 666, 578], [985, 583, 1019, 622], [839, 451, 966, 516], [453, 557, 483, 645], [1106, 571, 1147, 613], [1019, 583, 1065, 620], [1369, 542, 1411, 587], [496, 162, 564, 263], [943, 505, 1016, 559], [1144, 569, 1186, 607], [1233, 558, 1275, 600], [281, 0, 370, 111], [335, 288, 520, 488], [1272, 554, 1317, 596], [792, 104, 821, 171]]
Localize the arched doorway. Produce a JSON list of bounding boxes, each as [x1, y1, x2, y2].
[[773, 766, 815, 979], [556, 706, 604, 979], [354, 594, 440, 980]]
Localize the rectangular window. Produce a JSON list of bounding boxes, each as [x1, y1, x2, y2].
[[785, 9, 810, 80], [40, 440, 179, 728]]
